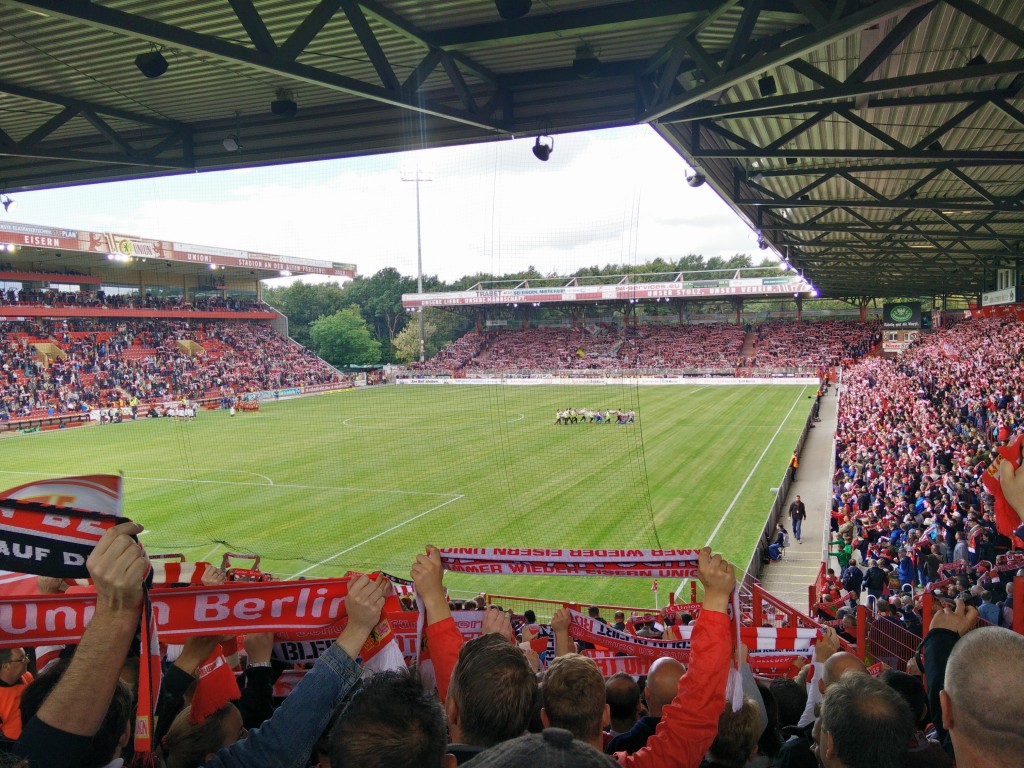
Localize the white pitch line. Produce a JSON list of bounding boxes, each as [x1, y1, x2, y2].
[[121, 475, 458, 497], [677, 386, 809, 598], [199, 542, 225, 562], [0, 470, 458, 499], [287, 494, 464, 579]]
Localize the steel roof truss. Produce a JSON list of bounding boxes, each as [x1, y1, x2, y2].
[[17, 107, 78, 148], [341, 0, 400, 91], [279, 0, 344, 61], [644, 0, 926, 122], [702, 121, 759, 151], [948, 168, 1001, 206], [837, 108, 907, 151], [765, 110, 829, 152], [911, 100, 987, 152], [944, 0, 1024, 52], [789, 0, 830, 29], [722, 0, 764, 73], [642, 1, 742, 77], [665, 58, 1024, 123], [7, 0, 505, 132], [845, 1, 939, 85], [227, 0, 278, 55], [80, 111, 135, 157]]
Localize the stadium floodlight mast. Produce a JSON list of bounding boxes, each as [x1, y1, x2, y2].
[[401, 166, 432, 362]]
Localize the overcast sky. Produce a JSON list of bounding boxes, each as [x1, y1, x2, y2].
[[8, 125, 773, 285]]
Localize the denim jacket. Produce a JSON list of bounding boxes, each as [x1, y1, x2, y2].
[[16, 643, 361, 768], [206, 642, 362, 768]]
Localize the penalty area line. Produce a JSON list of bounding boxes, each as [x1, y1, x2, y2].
[[286, 494, 465, 579], [677, 385, 810, 599]]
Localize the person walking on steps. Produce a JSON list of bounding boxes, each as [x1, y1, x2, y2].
[[789, 495, 807, 542]]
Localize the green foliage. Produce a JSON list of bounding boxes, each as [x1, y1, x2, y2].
[[262, 282, 347, 346], [341, 268, 419, 362], [392, 309, 469, 363], [309, 306, 382, 366]]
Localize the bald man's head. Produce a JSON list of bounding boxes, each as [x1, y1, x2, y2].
[[644, 657, 685, 716], [822, 652, 868, 690], [943, 627, 1024, 768]]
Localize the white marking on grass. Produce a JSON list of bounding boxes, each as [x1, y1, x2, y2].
[[677, 386, 809, 598], [287, 494, 465, 579], [0, 469, 462, 498], [341, 413, 525, 428], [200, 542, 224, 562], [121, 475, 460, 497]]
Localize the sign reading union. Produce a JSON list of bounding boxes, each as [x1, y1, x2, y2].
[[402, 276, 813, 308]]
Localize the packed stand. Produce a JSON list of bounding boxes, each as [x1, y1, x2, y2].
[[814, 316, 1024, 667], [417, 323, 746, 373], [0, 317, 342, 422], [0, 287, 264, 312], [0, 528, 1019, 768], [748, 319, 880, 370]]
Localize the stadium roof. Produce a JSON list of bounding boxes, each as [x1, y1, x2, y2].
[[2, 0, 1023, 300], [0, 218, 355, 280]]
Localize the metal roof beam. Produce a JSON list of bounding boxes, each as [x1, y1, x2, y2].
[[944, 0, 1024, 51], [836, 108, 907, 150], [0, 146, 190, 169], [845, 1, 938, 84], [17, 107, 78, 148], [643, 1, 741, 77], [279, 0, 344, 61], [749, 157, 1020, 177], [643, 0, 926, 121], [765, 110, 829, 151], [6, 0, 507, 132], [693, 148, 1024, 161], [722, 0, 763, 73], [0, 80, 185, 131], [766, 224, 1024, 239], [430, 2, 727, 48], [911, 100, 986, 151], [341, 0, 399, 91], [662, 59, 1024, 122], [227, 0, 278, 55], [739, 197, 1022, 211]]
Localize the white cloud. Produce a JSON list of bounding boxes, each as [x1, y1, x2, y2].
[[10, 126, 775, 282]]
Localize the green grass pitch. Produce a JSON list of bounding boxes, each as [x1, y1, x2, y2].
[[0, 383, 812, 608]]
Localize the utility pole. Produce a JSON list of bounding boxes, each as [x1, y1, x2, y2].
[[402, 167, 432, 363]]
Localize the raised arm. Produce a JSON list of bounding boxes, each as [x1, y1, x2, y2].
[[207, 573, 389, 768], [617, 548, 736, 768], [17, 522, 148, 768], [413, 545, 463, 702]]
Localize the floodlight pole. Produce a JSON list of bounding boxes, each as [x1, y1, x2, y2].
[[402, 167, 432, 363]]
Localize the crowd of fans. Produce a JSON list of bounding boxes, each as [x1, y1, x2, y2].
[[802, 316, 1024, 678], [747, 320, 880, 370], [0, 318, 341, 421], [1, 538, 1020, 768], [0, 288, 263, 313], [412, 319, 880, 375], [0, 311, 1022, 767]]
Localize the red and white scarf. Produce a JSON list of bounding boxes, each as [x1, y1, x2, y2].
[[439, 548, 702, 578]]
